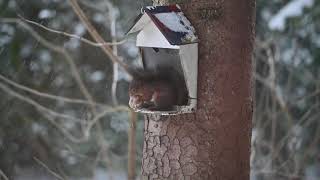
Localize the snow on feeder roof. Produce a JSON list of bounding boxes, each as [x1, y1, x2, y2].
[[127, 5, 198, 48]]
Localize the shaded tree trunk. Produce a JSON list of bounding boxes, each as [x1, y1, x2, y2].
[[142, 0, 255, 179]]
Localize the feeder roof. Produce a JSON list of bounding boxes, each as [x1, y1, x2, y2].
[[127, 4, 198, 45]]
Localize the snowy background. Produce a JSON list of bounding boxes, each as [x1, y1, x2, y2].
[[0, 0, 319, 180]]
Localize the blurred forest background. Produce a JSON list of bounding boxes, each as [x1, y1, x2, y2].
[[0, 0, 319, 180]]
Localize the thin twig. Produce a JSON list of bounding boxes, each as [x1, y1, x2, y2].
[[0, 169, 9, 180], [1, 16, 132, 178], [254, 73, 292, 120], [85, 105, 130, 135], [111, 63, 119, 105], [271, 106, 320, 168], [0, 18, 96, 112], [79, 0, 107, 12], [0, 73, 105, 107], [68, 0, 132, 76], [295, 88, 320, 103], [40, 104, 128, 143], [301, 120, 320, 168], [252, 170, 302, 179], [19, 15, 127, 47], [0, 82, 81, 122], [41, 113, 89, 143], [128, 110, 137, 180], [66, 3, 132, 177], [110, 10, 119, 105], [33, 157, 65, 180]]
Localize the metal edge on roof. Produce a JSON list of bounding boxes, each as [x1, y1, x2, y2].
[[126, 13, 143, 35], [143, 4, 182, 13]]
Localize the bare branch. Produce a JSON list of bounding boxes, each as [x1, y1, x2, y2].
[[0, 82, 81, 122], [128, 110, 137, 180], [252, 170, 302, 179], [41, 106, 128, 144], [40, 113, 89, 143], [19, 15, 127, 47], [1, 14, 131, 178], [0, 73, 105, 107], [85, 105, 130, 135], [111, 15, 119, 105], [254, 72, 288, 115], [111, 63, 119, 105], [0, 18, 96, 113], [33, 157, 65, 180], [79, 0, 107, 12], [59, 4, 133, 174], [0, 169, 9, 180], [295, 88, 320, 103], [68, 0, 132, 76]]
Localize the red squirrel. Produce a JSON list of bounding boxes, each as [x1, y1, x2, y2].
[[128, 67, 188, 111]]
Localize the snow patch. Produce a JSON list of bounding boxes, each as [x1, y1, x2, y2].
[[90, 71, 105, 82], [268, 0, 314, 30], [38, 9, 56, 19], [155, 12, 195, 33], [74, 23, 86, 36], [154, 12, 197, 41]]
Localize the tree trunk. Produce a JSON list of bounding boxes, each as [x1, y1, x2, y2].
[[142, 0, 255, 179]]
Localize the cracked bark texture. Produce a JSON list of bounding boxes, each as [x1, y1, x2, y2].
[[142, 0, 255, 179]]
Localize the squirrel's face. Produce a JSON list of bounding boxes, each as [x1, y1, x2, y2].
[[129, 94, 143, 109], [128, 67, 188, 111], [129, 80, 155, 109]]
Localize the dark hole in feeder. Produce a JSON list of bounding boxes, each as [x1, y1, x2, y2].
[[153, 48, 160, 52], [141, 47, 189, 110]]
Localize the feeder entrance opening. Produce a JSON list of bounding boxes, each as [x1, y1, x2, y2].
[[141, 47, 189, 106]]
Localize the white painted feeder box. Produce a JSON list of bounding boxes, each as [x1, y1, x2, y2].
[[127, 4, 198, 115]]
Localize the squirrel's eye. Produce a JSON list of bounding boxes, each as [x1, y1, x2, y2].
[[135, 93, 143, 97]]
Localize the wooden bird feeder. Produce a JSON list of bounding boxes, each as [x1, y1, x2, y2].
[[127, 4, 198, 115]]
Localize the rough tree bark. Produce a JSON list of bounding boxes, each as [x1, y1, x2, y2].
[[142, 0, 255, 179]]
